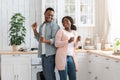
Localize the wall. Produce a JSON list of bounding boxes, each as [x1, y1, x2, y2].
[[0, 0, 105, 50], [0, 0, 42, 50]]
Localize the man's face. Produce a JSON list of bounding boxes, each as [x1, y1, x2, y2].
[[44, 10, 54, 22]]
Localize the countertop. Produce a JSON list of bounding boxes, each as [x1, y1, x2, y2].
[[76, 49, 120, 60], [0, 49, 120, 60], [0, 50, 37, 54]]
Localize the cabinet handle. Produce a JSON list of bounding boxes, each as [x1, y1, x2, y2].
[[14, 75, 16, 80], [105, 58, 109, 60], [12, 54, 20, 56], [88, 71, 92, 74], [94, 76, 98, 80], [17, 75, 19, 80], [115, 61, 119, 63], [88, 60, 91, 63], [105, 66, 109, 69], [34, 66, 37, 68], [95, 55, 98, 57]]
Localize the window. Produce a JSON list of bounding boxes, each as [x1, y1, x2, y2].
[[107, 0, 120, 43]]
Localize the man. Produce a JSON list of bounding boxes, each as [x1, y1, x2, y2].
[[32, 7, 59, 80]]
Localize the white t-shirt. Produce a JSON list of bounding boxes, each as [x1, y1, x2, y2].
[[64, 30, 75, 56], [41, 23, 46, 54]]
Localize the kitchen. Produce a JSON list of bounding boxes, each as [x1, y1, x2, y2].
[[0, 0, 120, 80]]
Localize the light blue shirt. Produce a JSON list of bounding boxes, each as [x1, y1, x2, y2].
[[35, 21, 59, 57]]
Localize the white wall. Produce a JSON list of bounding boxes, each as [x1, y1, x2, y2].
[[0, 0, 42, 50], [0, 0, 105, 50]]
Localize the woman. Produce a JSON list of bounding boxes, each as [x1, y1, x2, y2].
[[55, 16, 80, 80]]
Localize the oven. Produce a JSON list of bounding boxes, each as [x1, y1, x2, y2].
[[31, 54, 42, 80]]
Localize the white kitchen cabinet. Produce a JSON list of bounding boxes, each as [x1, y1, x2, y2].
[[111, 60, 120, 80], [88, 54, 113, 80], [1, 54, 31, 80], [76, 52, 89, 80], [98, 58, 120, 80], [97, 58, 113, 80], [88, 54, 107, 80], [41, 0, 95, 27], [88, 53, 120, 80]]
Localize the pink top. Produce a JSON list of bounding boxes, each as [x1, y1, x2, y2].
[[55, 29, 79, 71]]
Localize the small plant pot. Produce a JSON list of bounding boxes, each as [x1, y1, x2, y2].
[[12, 45, 18, 51]]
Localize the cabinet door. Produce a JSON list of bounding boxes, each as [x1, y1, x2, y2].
[[88, 54, 105, 80], [1, 54, 31, 80], [111, 60, 120, 80], [99, 58, 120, 80], [98, 58, 114, 80], [1, 55, 15, 80], [15, 56, 31, 80], [79, 0, 95, 26], [88, 54, 98, 80], [88, 54, 120, 80], [42, 0, 95, 27], [1, 63, 14, 80], [76, 52, 89, 80]]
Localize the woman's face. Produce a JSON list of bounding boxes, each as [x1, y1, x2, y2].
[[62, 18, 71, 29]]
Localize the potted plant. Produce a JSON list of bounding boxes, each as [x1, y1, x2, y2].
[[9, 13, 26, 51], [113, 38, 120, 54]]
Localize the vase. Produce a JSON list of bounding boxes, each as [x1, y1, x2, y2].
[[12, 45, 18, 51]]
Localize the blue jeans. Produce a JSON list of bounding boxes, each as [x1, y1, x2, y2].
[[58, 56, 76, 80], [42, 55, 56, 80]]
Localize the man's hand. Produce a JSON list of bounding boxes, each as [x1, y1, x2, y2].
[[32, 22, 37, 31], [40, 35, 45, 43], [32, 22, 38, 36]]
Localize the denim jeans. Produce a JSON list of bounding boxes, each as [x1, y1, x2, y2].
[[58, 56, 76, 80], [42, 55, 56, 80]]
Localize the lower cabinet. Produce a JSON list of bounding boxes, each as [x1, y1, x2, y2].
[[1, 52, 120, 80], [76, 52, 120, 80], [88, 54, 106, 80], [76, 52, 89, 80], [1, 54, 31, 80], [88, 53, 120, 80]]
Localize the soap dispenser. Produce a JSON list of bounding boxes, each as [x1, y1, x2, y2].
[[85, 35, 92, 46], [95, 34, 101, 50]]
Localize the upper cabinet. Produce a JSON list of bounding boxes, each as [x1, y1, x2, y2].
[[41, 0, 95, 27], [79, 0, 95, 27]]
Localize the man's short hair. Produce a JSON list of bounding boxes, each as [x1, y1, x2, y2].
[[45, 7, 54, 13]]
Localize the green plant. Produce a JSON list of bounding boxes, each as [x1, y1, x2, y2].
[[9, 13, 26, 46], [113, 38, 120, 52]]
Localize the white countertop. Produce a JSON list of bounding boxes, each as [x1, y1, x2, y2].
[[76, 49, 120, 60], [0, 49, 120, 60]]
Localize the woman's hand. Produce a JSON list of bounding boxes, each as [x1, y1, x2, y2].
[[68, 37, 74, 43], [77, 36, 81, 42]]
